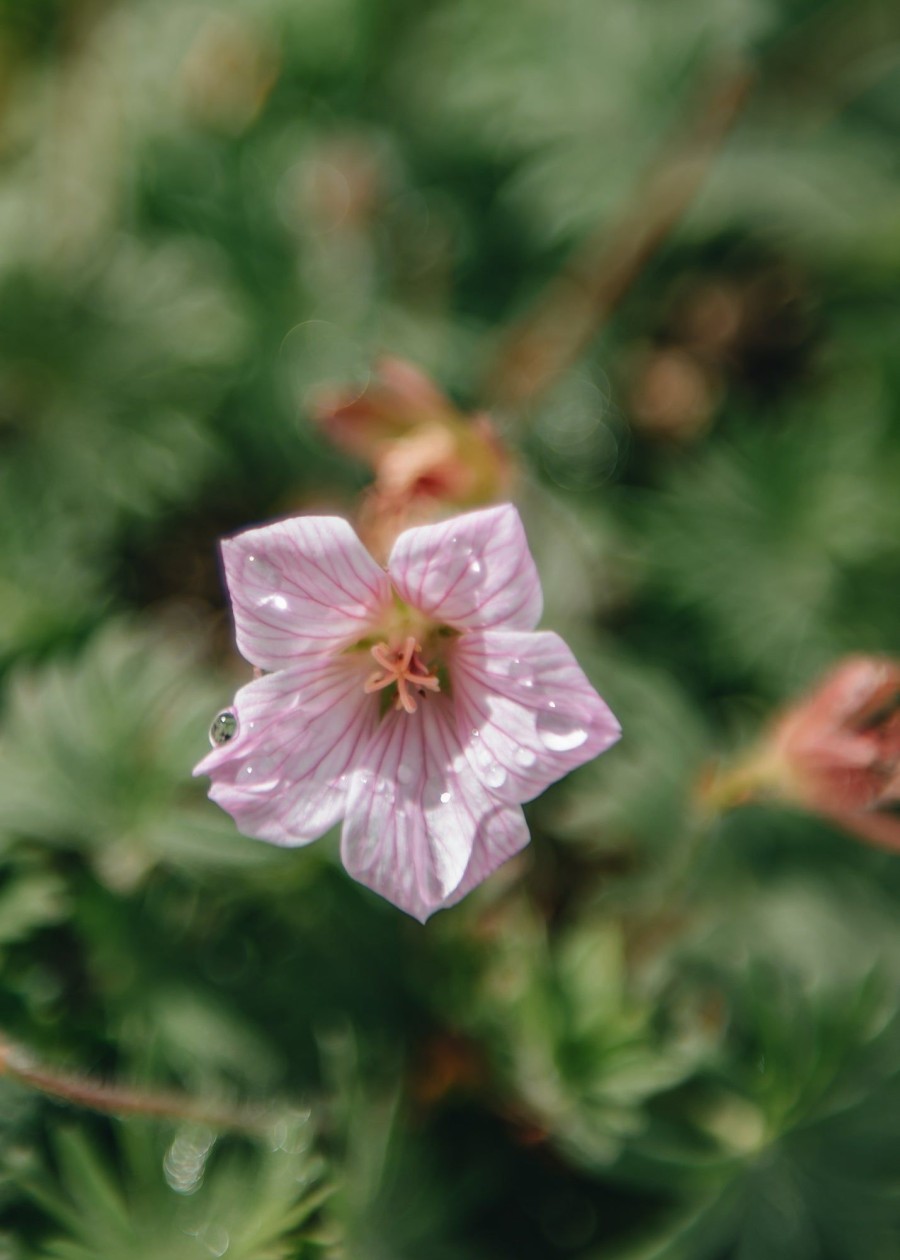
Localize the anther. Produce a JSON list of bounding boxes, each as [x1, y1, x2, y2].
[[363, 635, 441, 714]]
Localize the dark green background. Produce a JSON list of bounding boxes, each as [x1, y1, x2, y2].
[[0, 0, 898, 1255]]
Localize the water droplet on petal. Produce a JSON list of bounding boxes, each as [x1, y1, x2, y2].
[[397, 765, 414, 786], [508, 658, 534, 688], [439, 790, 452, 804], [536, 708, 587, 753], [245, 554, 280, 585], [259, 593, 290, 613], [209, 711, 238, 746], [446, 535, 485, 592], [239, 757, 280, 790], [514, 746, 537, 769], [469, 738, 493, 772], [483, 762, 507, 789]]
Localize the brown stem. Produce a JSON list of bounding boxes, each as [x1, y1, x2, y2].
[[481, 59, 755, 413], [0, 1038, 269, 1134]]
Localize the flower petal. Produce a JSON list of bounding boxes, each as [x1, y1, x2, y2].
[[342, 698, 505, 921], [194, 654, 378, 846], [442, 803, 530, 909], [387, 504, 542, 631], [452, 630, 621, 803], [222, 516, 391, 670]]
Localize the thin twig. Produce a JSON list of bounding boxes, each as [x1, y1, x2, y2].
[[481, 59, 755, 413], [0, 1037, 270, 1134]]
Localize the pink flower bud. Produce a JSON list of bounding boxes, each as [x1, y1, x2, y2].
[[314, 359, 514, 555], [771, 656, 900, 849], [706, 657, 900, 850]]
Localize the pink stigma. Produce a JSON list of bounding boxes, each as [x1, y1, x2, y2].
[[363, 635, 441, 714]]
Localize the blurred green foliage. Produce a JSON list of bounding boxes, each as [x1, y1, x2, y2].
[[0, 0, 898, 1255]]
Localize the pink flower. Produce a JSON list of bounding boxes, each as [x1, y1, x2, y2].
[[195, 505, 620, 920], [769, 655, 900, 850], [314, 358, 514, 561], [701, 655, 900, 852]]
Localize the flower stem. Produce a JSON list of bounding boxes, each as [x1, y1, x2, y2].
[[481, 58, 755, 412], [0, 1036, 270, 1134]]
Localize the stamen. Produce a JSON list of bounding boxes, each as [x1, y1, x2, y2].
[[362, 635, 441, 714]]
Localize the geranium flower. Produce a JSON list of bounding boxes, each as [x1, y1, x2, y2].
[[195, 505, 620, 920]]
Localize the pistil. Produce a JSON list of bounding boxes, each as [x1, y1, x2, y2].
[[363, 635, 441, 714]]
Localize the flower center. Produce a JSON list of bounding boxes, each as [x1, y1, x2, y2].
[[363, 635, 441, 714]]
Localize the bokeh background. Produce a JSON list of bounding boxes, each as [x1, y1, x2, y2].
[[1, 0, 899, 1256]]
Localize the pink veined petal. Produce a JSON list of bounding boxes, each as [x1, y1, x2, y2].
[[442, 802, 530, 909], [387, 504, 543, 632], [222, 515, 391, 671], [451, 630, 621, 804], [341, 698, 494, 922], [194, 654, 378, 847]]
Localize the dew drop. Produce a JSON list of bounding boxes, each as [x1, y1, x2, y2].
[[439, 790, 452, 804], [508, 658, 534, 688], [536, 708, 588, 753], [209, 711, 238, 747], [239, 756, 279, 790], [483, 762, 507, 789], [397, 765, 413, 786], [446, 535, 486, 591], [469, 738, 493, 771], [245, 554, 279, 585], [514, 746, 537, 769], [259, 593, 289, 613]]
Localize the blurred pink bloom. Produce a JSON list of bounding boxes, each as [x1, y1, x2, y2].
[[314, 358, 514, 558], [195, 505, 620, 920], [770, 656, 900, 850]]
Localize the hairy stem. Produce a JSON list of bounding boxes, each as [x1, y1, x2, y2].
[[481, 59, 755, 412], [0, 1037, 270, 1134]]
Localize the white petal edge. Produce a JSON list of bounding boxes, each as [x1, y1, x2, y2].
[[387, 504, 543, 632], [222, 515, 391, 671]]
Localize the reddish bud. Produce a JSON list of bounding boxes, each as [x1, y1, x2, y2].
[[707, 657, 900, 850], [771, 656, 900, 848], [314, 358, 514, 556]]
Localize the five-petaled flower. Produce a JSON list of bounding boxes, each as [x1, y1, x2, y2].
[[195, 505, 621, 920]]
